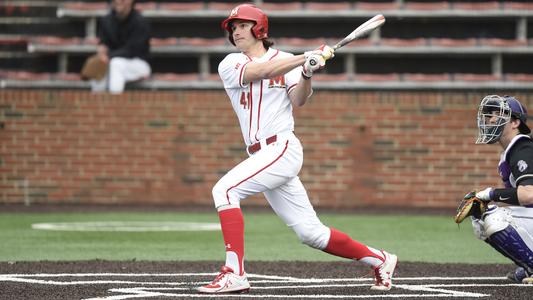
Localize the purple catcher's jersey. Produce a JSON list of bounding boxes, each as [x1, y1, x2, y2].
[[498, 135, 533, 193]]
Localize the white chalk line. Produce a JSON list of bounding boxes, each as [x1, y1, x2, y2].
[[87, 291, 484, 300], [1, 272, 531, 299], [31, 221, 221, 232], [0, 273, 509, 281], [0, 272, 294, 279]]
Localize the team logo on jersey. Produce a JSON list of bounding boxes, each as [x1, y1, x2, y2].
[[518, 160, 528, 172], [234, 62, 241, 70], [268, 76, 286, 88]]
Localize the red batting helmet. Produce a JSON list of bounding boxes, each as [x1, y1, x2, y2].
[[221, 4, 269, 45]]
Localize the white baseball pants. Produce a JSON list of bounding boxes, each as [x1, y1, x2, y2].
[[213, 131, 330, 249], [90, 57, 151, 94]]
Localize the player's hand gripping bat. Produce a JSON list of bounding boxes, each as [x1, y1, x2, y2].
[[308, 14, 386, 66]]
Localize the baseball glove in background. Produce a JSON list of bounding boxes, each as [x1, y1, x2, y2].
[[81, 54, 108, 80], [454, 191, 488, 224]]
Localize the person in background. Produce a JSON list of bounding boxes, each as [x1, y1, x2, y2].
[[91, 0, 151, 94]]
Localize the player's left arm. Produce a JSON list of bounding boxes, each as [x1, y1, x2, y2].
[[512, 142, 533, 206], [289, 74, 313, 107], [288, 53, 327, 107], [477, 142, 533, 206], [517, 185, 533, 206]]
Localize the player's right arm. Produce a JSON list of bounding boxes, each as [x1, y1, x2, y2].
[[242, 55, 306, 84]]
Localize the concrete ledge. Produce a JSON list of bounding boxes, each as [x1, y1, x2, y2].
[[3, 78, 533, 91]]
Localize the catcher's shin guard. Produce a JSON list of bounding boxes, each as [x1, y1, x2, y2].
[[486, 225, 533, 275]]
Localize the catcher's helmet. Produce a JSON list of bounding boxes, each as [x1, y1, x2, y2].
[[476, 95, 530, 144], [221, 4, 268, 45]]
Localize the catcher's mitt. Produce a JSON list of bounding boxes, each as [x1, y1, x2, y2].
[[454, 191, 488, 224], [80, 54, 108, 80]]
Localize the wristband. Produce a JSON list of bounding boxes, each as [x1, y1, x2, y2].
[[492, 188, 520, 205], [301, 72, 311, 80]]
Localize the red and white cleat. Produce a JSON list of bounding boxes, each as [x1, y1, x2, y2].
[[370, 250, 398, 291], [197, 266, 250, 294]]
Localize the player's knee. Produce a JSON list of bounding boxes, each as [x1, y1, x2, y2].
[[212, 181, 240, 208], [483, 206, 512, 237], [471, 206, 512, 240], [292, 222, 330, 249], [471, 218, 487, 240], [211, 182, 226, 207]]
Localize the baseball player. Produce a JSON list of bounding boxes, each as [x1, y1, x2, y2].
[[90, 0, 151, 94], [468, 95, 533, 284], [197, 3, 398, 294]]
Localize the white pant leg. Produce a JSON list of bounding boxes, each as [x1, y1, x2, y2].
[[108, 57, 151, 94], [264, 177, 330, 250], [90, 75, 108, 93], [212, 134, 302, 208]]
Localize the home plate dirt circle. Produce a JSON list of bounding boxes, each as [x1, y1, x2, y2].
[[0, 261, 531, 299]]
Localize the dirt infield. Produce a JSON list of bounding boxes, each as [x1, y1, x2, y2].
[[1, 260, 531, 300]]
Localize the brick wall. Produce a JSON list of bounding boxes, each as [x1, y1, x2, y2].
[[2, 90, 532, 208]]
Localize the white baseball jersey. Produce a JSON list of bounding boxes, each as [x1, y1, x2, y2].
[[213, 47, 330, 249], [218, 47, 302, 146]]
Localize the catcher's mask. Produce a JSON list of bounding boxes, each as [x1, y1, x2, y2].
[[476, 95, 530, 144], [221, 3, 268, 46]]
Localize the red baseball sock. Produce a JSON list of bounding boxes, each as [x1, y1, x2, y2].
[[324, 227, 383, 262], [218, 207, 245, 275]]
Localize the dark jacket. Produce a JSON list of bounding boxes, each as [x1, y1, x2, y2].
[[98, 8, 150, 62]]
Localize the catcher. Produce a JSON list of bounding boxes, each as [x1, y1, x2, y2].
[[455, 95, 533, 284]]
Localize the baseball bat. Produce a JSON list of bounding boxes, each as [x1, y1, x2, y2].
[[306, 14, 385, 68], [332, 14, 386, 51]]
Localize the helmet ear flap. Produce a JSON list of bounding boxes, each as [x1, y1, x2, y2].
[[252, 21, 268, 39], [504, 95, 531, 134]]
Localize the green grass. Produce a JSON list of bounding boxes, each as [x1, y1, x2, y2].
[[0, 211, 507, 263]]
